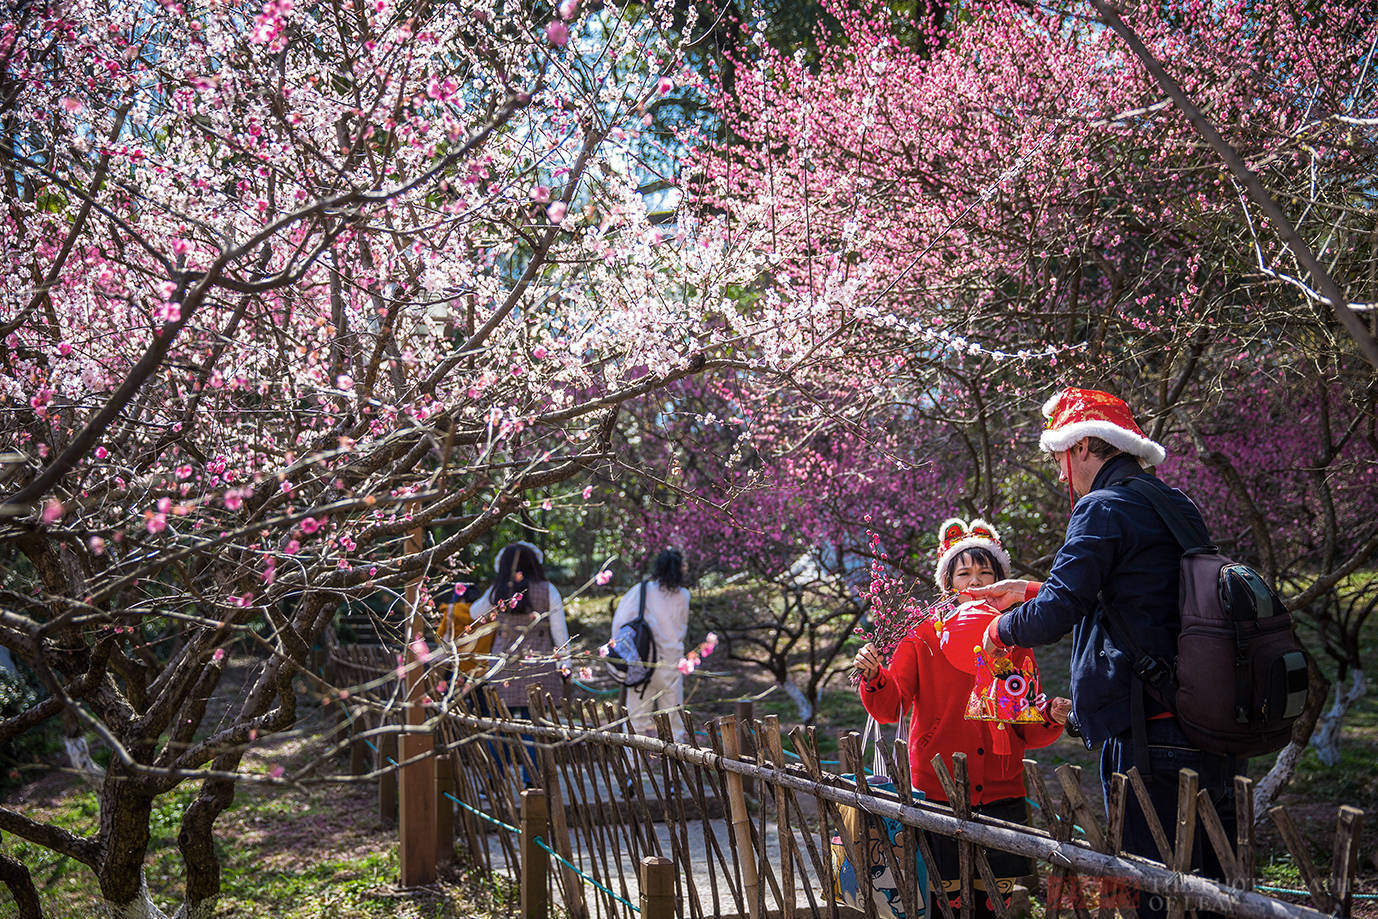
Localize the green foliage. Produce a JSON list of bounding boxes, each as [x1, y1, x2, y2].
[[0, 665, 52, 791], [0, 781, 506, 918], [1288, 741, 1378, 820]]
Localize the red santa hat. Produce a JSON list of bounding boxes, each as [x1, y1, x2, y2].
[[933, 518, 1011, 592], [1039, 387, 1166, 467]]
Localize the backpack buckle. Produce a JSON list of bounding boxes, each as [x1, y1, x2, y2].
[[1137, 656, 1166, 681], [1135, 653, 1179, 697]]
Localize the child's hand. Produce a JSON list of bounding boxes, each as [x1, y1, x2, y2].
[[853, 643, 882, 681], [1049, 697, 1072, 725]]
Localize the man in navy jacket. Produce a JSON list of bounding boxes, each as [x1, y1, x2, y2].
[[968, 387, 1235, 919]]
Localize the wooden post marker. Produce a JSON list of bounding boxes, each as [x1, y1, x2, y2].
[[1331, 806, 1363, 918], [521, 788, 549, 919], [397, 523, 437, 885], [640, 855, 676, 919], [722, 716, 761, 919]]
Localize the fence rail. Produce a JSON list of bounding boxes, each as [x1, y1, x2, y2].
[[327, 649, 1362, 919]]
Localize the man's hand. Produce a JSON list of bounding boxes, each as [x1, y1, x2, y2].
[[1048, 696, 1072, 725], [962, 578, 1032, 611], [853, 643, 882, 682]]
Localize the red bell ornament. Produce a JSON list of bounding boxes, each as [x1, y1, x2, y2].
[[935, 601, 1051, 754]]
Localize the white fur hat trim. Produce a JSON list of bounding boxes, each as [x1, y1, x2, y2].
[[933, 518, 1012, 592], [1039, 420, 1166, 467]]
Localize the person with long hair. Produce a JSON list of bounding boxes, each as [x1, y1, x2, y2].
[[468, 541, 570, 717], [611, 548, 691, 742]]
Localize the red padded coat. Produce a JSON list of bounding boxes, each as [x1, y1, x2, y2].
[[859, 619, 1063, 805]]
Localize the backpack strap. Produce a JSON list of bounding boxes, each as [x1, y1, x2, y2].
[[1098, 592, 1179, 708], [1117, 476, 1213, 554], [1099, 592, 1180, 775], [1094, 475, 1198, 770], [632, 581, 652, 698]]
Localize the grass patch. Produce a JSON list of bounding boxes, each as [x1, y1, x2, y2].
[[2, 777, 510, 919]]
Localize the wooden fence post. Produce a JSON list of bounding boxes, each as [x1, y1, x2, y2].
[[1168, 769, 1200, 919], [521, 788, 549, 919], [1331, 806, 1363, 918], [721, 716, 761, 919], [762, 715, 796, 919], [1234, 775, 1255, 891], [397, 521, 437, 885], [640, 855, 676, 919]]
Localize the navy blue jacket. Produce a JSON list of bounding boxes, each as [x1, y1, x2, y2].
[[996, 454, 1207, 747]]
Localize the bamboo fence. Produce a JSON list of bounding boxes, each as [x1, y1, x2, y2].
[[326, 648, 1364, 919]]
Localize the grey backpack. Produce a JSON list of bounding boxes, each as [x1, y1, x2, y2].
[[606, 582, 656, 690]]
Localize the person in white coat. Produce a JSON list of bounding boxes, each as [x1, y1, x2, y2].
[[611, 548, 690, 742]]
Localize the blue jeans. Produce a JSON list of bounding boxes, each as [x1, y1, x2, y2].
[[1100, 718, 1237, 919]]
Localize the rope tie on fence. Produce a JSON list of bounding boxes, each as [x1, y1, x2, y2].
[[335, 699, 401, 768], [358, 735, 399, 769], [571, 678, 620, 696], [532, 835, 642, 913], [1257, 884, 1378, 900], [1025, 796, 1087, 836], [437, 790, 643, 911], [444, 790, 521, 835]]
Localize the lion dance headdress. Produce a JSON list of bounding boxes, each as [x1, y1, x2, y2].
[[933, 518, 1011, 593]]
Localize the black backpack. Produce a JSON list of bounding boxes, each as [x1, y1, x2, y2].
[[1103, 477, 1310, 759], [606, 582, 657, 690]]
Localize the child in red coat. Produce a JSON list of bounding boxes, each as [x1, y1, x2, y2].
[[854, 519, 1069, 918]]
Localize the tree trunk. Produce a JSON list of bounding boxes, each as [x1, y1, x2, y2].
[[778, 678, 813, 722], [176, 770, 239, 916], [0, 847, 44, 919], [100, 871, 169, 919], [97, 770, 157, 913], [63, 733, 105, 787], [1313, 668, 1365, 766], [170, 897, 216, 919]]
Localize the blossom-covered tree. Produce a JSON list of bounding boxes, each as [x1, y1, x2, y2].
[[689, 0, 1377, 404], [609, 367, 979, 715], [0, 1, 822, 915], [656, 0, 1378, 771], [1161, 371, 1378, 769]]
